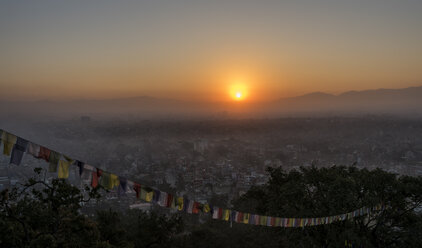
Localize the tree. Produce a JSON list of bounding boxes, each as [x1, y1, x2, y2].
[[96, 209, 129, 248], [233, 166, 422, 247], [0, 168, 102, 248], [122, 210, 184, 248], [96, 209, 185, 248]]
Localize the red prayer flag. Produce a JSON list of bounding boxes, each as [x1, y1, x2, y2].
[[166, 194, 173, 207], [133, 183, 141, 199], [218, 208, 223, 219], [192, 202, 200, 214], [237, 212, 244, 223], [38, 146, 51, 162], [91, 170, 100, 188]]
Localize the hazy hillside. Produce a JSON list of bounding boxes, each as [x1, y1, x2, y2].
[[269, 86, 422, 116], [1, 86, 422, 119]]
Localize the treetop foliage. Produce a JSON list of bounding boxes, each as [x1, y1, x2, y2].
[[1, 166, 421, 248]]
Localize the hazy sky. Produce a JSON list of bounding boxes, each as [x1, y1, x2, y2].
[[1, 0, 421, 102]]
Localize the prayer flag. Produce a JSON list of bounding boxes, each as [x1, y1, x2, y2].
[[80, 164, 93, 183], [260, 216, 267, 226], [125, 180, 134, 194], [99, 172, 111, 189], [118, 178, 127, 196], [2, 132, 17, 156], [140, 187, 151, 202], [91, 171, 99, 188], [27, 142, 40, 157], [203, 204, 211, 213], [192, 202, 200, 214], [267, 216, 272, 226], [237, 212, 244, 223], [223, 209, 230, 221], [249, 214, 255, 225], [159, 191, 168, 206], [146, 190, 153, 202], [218, 208, 223, 219], [212, 207, 220, 219], [10, 137, 28, 165], [140, 188, 147, 201], [76, 160, 84, 176], [133, 183, 141, 199], [153, 190, 160, 203], [110, 174, 119, 189], [275, 217, 281, 227], [99, 172, 119, 190], [183, 198, 190, 212], [294, 218, 300, 227], [38, 146, 51, 161], [58, 159, 70, 178], [177, 197, 184, 211], [167, 194, 175, 208], [48, 151, 61, 172], [165, 194, 173, 207], [254, 215, 260, 225], [243, 213, 250, 224], [231, 210, 237, 222]]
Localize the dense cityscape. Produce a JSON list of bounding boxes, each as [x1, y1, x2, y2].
[[2, 116, 421, 212]]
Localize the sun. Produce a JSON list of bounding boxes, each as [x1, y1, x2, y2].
[[229, 83, 248, 101]]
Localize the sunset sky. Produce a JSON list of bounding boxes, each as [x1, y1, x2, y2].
[[1, 0, 422, 102]]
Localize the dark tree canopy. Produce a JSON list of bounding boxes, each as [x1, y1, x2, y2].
[[230, 166, 422, 247], [0, 168, 102, 248], [1, 166, 421, 248], [0, 168, 184, 248]]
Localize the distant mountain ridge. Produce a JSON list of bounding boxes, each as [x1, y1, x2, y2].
[[278, 86, 422, 101], [270, 86, 422, 115], [1, 86, 422, 118]]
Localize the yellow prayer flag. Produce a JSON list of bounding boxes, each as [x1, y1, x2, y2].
[[3, 132, 17, 144], [110, 174, 120, 188], [58, 160, 70, 179], [223, 209, 230, 221], [177, 197, 184, 211], [2, 132, 17, 156], [99, 172, 120, 190], [146, 191, 153, 202], [203, 204, 210, 213], [243, 213, 250, 224]]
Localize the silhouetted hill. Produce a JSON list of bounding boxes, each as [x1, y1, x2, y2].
[[1, 86, 422, 119], [270, 86, 422, 116]]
